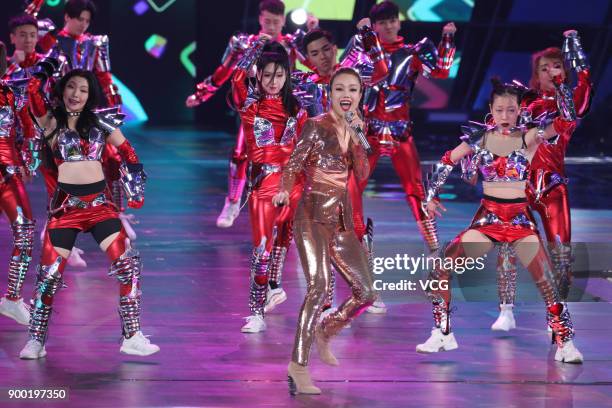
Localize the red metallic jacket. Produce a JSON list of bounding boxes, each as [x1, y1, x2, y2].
[[525, 70, 592, 180], [231, 68, 307, 167]]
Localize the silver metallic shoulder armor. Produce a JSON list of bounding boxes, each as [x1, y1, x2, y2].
[[221, 33, 250, 64], [93, 35, 111, 72], [411, 37, 439, 75], [562, 32, 589, 72], [291, 71, 326, 117], [94, 107, 126, 134]]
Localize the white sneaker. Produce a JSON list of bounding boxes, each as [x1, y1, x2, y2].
[[216, 198, 241, 228], [264, 287, 287, 313], [67, 247, 87, 268], [0, 297, 30, 325], [19, 339, 47, 359], [416, 328, 459, 353], [241, 315, 266, 333], [120, 331, 160, 356], [554, 340, 584, 364], [119, 213, 138, 241], [366, 300, 387, 314], [491, 304, 516, 331]]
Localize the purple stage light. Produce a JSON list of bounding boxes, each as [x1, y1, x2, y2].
[[134, 0, 149, 15]]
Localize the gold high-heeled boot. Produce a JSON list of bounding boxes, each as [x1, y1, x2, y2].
[[315, 327, 339, 366], [287, 362, 321, 395]]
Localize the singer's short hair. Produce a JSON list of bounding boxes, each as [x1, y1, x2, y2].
[[330, 67, 363, 90]]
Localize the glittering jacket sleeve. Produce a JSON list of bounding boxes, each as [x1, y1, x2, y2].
[[348, 140, 369, 182], [280, 119, 317, 193]]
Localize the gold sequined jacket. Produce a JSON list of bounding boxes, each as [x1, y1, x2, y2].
[[280, 112, 369, 228]]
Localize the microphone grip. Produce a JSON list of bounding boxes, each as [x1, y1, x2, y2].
[[354, 126, 372, 154], [345, 111, 371, 154]]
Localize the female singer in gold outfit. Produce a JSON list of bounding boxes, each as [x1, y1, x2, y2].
[[273, 67, 376, 395]]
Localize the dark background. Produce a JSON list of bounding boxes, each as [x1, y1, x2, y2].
[[2, 0, 611, 156]]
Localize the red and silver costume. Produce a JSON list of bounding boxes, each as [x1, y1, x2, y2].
[[231, 44, 307, 317], [346, 31, 455, 252], [36, 23, 125, 208], [496, 33, 593, 305], [423, 90, 579, 350], [3, 51, 45, 150], [0, 79, 36, 303], [26, 82, 148, 343], [292, 26, 388, 118], [188, 30, 308, 212]]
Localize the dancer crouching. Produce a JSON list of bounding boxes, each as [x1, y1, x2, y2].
[[416, 78, 582, 364]]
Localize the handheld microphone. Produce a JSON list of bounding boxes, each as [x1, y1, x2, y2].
[[344, 111, 371, 154]]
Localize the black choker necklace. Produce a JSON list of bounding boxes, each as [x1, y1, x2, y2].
[[67, 111, 81, 117]]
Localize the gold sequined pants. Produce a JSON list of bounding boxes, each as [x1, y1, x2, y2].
[[291, 220, 376, 365]]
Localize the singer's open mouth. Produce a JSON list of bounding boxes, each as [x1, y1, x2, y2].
[[340, 100, 352, 111]]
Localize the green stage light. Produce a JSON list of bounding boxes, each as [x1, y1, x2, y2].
[[283, 0, 356, 21]]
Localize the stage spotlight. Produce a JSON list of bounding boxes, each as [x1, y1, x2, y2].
[[290, 8, 308, 26]]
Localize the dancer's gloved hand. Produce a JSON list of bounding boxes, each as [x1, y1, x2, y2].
[[425, 199, 446, 219], [306, 13, 319, 31], [273, 190, 289, 207], [442, 22, 457, 35], [128, 197, 144, 209], [356, 18, 371, 29], [12, 49, 26, 64], [563, 29, 578, 38]]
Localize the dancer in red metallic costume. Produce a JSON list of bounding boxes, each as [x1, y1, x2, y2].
[[339, 1, 455, 314], [348, 1, 456, 257], [19, 69, 159, 359], [491, 30, 593, 331], [186, 0, 316, 229], [3, 14, 45, 151], [32, 1, 136, 263], [0, 41, 37, 326], [231, 41, 307, 333], [416, 78, 583, 364]]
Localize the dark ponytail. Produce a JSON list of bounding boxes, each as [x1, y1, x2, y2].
[[256, 42, 300, 116], [489, 76, 527, 106]]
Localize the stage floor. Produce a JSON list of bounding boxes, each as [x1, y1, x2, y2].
[[0, 127, 611, 407]]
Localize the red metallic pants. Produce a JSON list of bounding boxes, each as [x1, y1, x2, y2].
[[527, 184, 571, 243], [0, 174, 33, 222], [1, 173, 35, 300], [248, 172, 302, 252], [228, 126, 248, 203], [350, 134, 428, 239]]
